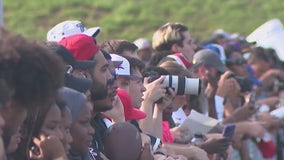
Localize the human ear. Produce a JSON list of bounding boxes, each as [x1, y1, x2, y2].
[[170, 44, 180, 53]]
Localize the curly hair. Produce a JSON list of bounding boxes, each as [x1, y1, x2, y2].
[[0, 27, 64, 109]]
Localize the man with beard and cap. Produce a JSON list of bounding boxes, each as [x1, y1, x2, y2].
[[58, 34, 112, 102], [89, 51, 121, 160]]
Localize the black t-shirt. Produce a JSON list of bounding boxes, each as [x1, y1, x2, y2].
[[130, 120, 142, 132], [90, 113, 107, 160]]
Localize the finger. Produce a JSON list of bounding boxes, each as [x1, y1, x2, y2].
[[142, 143, 151, 152], [244, 102, 255, 111], [29, 150, 41, 160], [222, 71, 233, 79], [32, 137, 41, 146], [167, 88, 176, 97], [39, 134, 46, 140], [161, 88, 166, 94], [153, 76, 166, 84], [144, 77, 150, 85], [219, 137, 229, 143], [178, 126, 190, 132]]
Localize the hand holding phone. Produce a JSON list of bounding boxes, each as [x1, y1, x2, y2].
[[222, 124, 236, 142]]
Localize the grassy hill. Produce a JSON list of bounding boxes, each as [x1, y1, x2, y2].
[[3, 0, 284, 43]]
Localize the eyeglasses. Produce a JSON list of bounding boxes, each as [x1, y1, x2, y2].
[[225, 58, 246, 65], [129, 75, 143, 83]]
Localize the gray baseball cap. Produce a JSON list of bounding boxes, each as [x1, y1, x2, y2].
[[192, 49, 228, 73]]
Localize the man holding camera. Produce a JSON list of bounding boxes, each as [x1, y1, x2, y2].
[[111, 55, 209, 159], [192, 49, 273, 159], [191, 49, 241, 120]]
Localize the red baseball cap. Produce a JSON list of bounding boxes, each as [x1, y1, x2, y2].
[[58, 34, 99, 60], [117, 88, 146, 121]]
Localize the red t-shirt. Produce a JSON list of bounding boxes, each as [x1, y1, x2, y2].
[[162, 121, 174, 143]]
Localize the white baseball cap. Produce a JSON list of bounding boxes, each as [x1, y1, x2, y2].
[[47, 20, 101, 42], [110, 54, 130, 76], [133, 38, 151, 50]]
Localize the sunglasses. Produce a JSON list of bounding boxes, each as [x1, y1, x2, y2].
[[225, 58, 246, 65]]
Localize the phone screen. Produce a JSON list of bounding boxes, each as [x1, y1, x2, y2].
[[222, 124, 236, 142]]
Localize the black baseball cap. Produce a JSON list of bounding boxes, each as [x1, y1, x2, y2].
[[49, 44, 96, 70], [65, 74, 93, 93], [193, 49, 228, 73]]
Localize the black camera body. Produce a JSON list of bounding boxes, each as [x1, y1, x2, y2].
[[228, 74, 253, 93], [145, 71, 167, 104]]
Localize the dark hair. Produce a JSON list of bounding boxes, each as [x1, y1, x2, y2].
[[100, 39, 138, 56], [142, 66, 170, 77], [265, 48, 282, 68], [247, 47, 270, 64], [101, 49, 111, 60], [12, 103, 56, 159], [0, 79, 11, 106], [224, 44, 242, 59], [148, 50, 173, 67], [56, 92, 68, 117], [123, 56, 145, 74], [0, 28, 64, 109], [159, 60, 191, 77]]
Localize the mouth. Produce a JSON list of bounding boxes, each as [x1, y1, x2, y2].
[[16, 136, 21, 144], [109, 91, 117, 100], [87, 140, 93, 147], [65, 144, 71, 152]]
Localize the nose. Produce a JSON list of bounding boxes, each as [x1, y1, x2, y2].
[[67, 132, 73, 144], [0, 114, 4, 135], [107, 73, 118, 87], [106, 69, 112, 82], [0, 115, 4, 129], [56, 128, 64, 141], [192, 42, 197, 50], [89, 124, 95, 135], [112, 79, 118, 90], [141, 84, 146, 92]]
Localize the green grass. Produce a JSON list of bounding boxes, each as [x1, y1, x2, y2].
[[3, 0, 284, 43]]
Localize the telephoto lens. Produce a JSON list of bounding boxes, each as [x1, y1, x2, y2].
[[163, 75, 201, 95]]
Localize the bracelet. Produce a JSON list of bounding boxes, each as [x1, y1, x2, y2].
[[153, 151, 166, 155]]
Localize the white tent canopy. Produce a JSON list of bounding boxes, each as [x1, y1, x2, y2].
[[247, 18, 284, 61]]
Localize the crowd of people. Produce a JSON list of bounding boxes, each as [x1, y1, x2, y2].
[[0, 19, 284, 160]]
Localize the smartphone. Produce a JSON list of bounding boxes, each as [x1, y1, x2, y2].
[[30, 145, 40, 156], [147, 134, 162, 152], [248, 85, 258, 106], [248, 90, 256, 105], [222, 124, 236, 142]]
